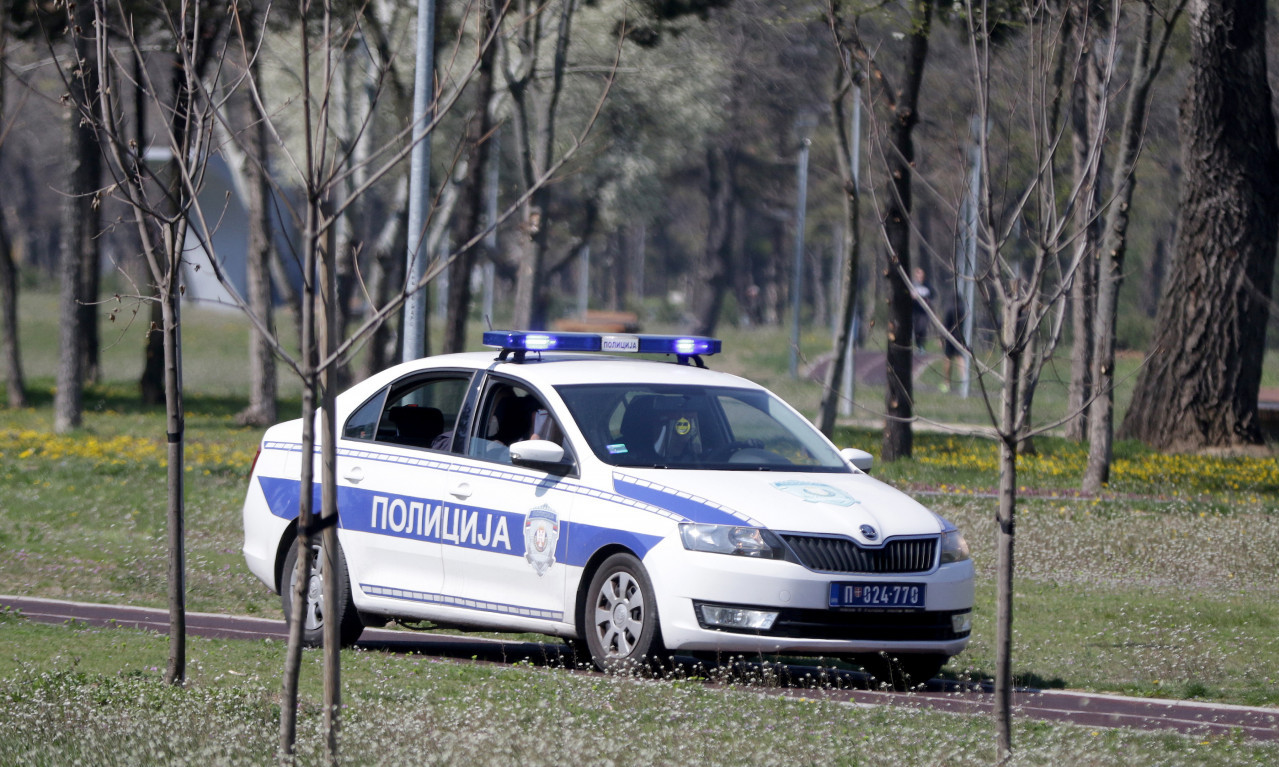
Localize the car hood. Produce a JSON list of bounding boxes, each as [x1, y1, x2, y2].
[[610, 469, 943, 543]]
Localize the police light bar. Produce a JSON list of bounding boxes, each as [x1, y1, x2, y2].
[[483, 330, 722, 362]]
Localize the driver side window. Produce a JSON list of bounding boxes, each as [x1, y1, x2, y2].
[[469, 382, 565, 465]]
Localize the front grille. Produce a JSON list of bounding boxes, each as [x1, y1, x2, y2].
[[781, 534, 937, 574], [771, 607, 967, 641]]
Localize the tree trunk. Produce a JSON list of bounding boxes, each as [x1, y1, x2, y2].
[[318, 184, 342, 762], [238, 7, 278, 427], [1119, 0, 1278, 451], [818, 38, 862, 437], [1084, 1, 1182, 493], [0, 215, 25, 409], [881, 0, 933, 462], [691, 144, 735, 337], [507, 0, 577, 330], [54, 0, 101, 433], [993, 303, 1025, 763], [160, 256, 186, 686], [444, 3, 499, 353], [1065, 36, 1102, 443], [0, 19, 24, 409], [280, 272, 317, 756]]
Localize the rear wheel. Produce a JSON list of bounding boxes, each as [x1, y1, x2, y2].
[[582, 553, 666, 672], [851, 652, 947, 691], [281, 537, 364, 647]]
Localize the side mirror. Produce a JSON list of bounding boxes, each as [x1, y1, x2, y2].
[[510, 439, 571, 473], [840, 447, 873, 474]]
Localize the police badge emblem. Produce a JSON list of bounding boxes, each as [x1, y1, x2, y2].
[[772, 480, 860, 508], [523, 505, 560, 576]]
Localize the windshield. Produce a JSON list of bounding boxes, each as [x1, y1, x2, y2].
[[554, 383, 850, 472]]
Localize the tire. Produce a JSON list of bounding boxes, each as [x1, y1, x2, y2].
[[280, 537, 364, 648], [582, 553, 666, 672], [851, 652, 947, 691]]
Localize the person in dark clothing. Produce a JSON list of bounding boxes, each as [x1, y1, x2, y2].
[[941, 303, 965, 393], [912, 267, 933, 352]]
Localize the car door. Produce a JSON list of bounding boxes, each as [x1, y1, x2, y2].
[[336, 371, 475, 614], [438, 375, 577, 627]]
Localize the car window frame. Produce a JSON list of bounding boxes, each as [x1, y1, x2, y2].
[[464, 372, 580, 477], [341, 369, 478, 453]]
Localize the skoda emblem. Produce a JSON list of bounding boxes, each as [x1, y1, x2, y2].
[[859, 524, 878, 541]]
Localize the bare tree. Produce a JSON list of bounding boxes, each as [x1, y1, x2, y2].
[[53, 0, 101, 434], [1082, 0, 1185, 492], [444, 0, 501, 354], [931, 1, 1127, 758], [878, 0, 933, 463], [1, 11, 29, 409], [816, 0, 864, 437], [230, 1, 278, 427], [71, 0, 231, 687], [504, 0, 579, 330], [1063, 0, 1102, 443]]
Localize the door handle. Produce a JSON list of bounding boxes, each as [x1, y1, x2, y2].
[[343, 466, 365, 484], [449, 481, 472, 499]]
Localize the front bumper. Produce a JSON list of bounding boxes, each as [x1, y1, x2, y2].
[[645, 539, 975, 657]]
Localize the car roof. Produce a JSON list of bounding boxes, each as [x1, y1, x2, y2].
[[382, 351, 762, 389]]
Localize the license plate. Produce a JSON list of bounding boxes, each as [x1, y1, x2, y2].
[[829, 582, 925, 609]]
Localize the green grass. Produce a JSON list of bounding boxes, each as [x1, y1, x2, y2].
[[1, 618, 1277, 766], [3, 286, 1279, 760]]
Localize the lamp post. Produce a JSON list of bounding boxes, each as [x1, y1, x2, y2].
[[789, 113, 817, 379], [402, 0, 437, 362]]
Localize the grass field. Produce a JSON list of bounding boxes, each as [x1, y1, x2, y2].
[[2, 288, 1278, 763]]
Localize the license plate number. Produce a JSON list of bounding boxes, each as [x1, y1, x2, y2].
[[829, 582, 925, 609]]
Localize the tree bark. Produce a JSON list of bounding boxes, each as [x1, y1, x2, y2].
[[444, 2, 499, 353], [881, 0, 933, 463], [160, 244, 186, 687], [507, 0, 577, 330], [993, 297, 1028, 762], [0, 18, 25, 408], [1119, 0, 1278, 451], [817, 26, 862, 436], [237, 5, 278, 427], [691, 143, 735, 337], [0, 215, 25, 409], [54, 0, 101, 433], [1065, 31, 1102, 443]]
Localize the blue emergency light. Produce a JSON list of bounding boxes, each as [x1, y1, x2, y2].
[[483, 330, 721, 365]]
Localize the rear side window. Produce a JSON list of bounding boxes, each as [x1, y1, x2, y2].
[[343, 374, 472, 451], [343, 390, 387, 441]]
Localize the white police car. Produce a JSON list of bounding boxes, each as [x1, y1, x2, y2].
[[242, 331, 974, 685]]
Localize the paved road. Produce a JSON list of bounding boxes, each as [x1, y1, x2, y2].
[[3, 595, 1277, 742]]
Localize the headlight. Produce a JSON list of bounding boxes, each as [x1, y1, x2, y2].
[[679, 523, 784, 559], [939, 528, 970, 564]]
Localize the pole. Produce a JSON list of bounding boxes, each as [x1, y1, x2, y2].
[[482, 125, 499, 327], [789, 129, 812, 379], [402, 0, 436, 362], [577, 244, 590, 318], [960, 114, 982, 398], [839, 84, 861, 416]]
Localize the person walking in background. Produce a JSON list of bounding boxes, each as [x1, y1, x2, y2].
[[911, 267, 933, 352], [941, 302, 965, 393]]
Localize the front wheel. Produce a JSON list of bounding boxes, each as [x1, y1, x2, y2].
[[281, 537, 364, 648], [582, 553, 666, 672]]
